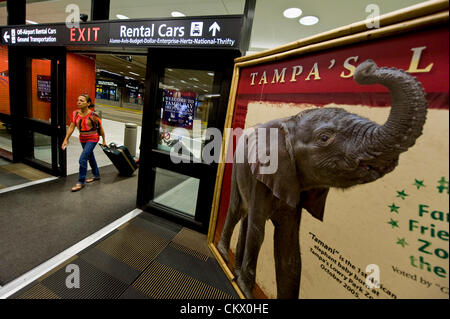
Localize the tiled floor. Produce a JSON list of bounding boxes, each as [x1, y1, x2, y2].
[[10, 213, 238, 299]]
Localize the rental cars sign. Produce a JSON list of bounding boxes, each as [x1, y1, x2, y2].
[[1, 15, 242, 49]]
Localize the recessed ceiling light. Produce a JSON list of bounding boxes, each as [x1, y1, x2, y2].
[[171, 11, 185, 17], [116, 14, 129, 20], [299, 16, 319, 26], [283, 8, 302, 19], [207, 72, 214, 76], [26, 20, 38, 24], [129, 72, 140, 76]]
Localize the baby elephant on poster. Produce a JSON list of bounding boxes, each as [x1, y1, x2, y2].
[[217, 59, 428, 299]]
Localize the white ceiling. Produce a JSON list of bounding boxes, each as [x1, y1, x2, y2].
[[0, 0, 431, 53], [249, 0, 431, 52]]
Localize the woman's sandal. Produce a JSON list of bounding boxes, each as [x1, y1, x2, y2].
[[86, 177, 100, 183], [71, 184, 85, 192]]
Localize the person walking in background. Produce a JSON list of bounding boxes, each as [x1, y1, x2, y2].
[[62, 94, 107, 192]]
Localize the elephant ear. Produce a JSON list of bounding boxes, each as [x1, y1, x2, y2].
[[301, 188, 329, 222], [247, 120, 301, 209]]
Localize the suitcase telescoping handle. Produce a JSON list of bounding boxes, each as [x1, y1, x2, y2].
[[99, 142, 118, 151]]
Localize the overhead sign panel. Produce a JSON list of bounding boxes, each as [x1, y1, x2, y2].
[[0, 16, 243, 49]]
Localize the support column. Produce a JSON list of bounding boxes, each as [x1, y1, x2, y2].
[[7, 0, 26, 162], [240, 0, 256, 54], [91, 0, 110, 21], [7, 0, 26, 25]]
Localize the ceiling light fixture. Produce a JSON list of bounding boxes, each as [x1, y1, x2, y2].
[[299, 16, 319, 26], [26, 20, 38, 24], [171, 11, 185, 17], [129, 72, 140, 76], [283, 8, 302, 19], [116, 14, 129, 20]]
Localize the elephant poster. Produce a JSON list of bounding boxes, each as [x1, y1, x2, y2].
[[210, 16, 449, 299]]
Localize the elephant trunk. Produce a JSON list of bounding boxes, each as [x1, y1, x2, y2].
[[353, 59, 428, 159]]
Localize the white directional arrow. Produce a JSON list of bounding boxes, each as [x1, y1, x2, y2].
[[209, 22, 220, 36], [3, 31, 10, 43]]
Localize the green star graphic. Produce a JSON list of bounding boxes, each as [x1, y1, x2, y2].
[[397, 238, 408, 247], [396, 190, 409, 200], [437, 177, 449, 194], [388, 219, 399, 228], [414, 179, 425, 189], [388, 203, 400, 213]]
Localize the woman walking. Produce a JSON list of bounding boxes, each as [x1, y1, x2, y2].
[[62, 94, 107, 191]]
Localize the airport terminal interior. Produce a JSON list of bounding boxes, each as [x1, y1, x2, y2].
[[0, 0, 444, 302]]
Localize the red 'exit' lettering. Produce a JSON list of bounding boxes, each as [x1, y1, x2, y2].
[[70, 27, 100, 42]]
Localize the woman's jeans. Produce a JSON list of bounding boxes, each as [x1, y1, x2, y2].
[[78, 142, 100, 184]]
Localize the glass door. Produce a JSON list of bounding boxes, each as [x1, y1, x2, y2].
[[152, 68, 216, 217], [148, 67, 219, 229], [138, 48, 238, 233], [23, 52, 66, 176]]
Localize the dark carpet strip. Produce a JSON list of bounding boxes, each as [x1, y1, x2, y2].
[[169, 241, 209, 262], [132, 261, 233, 299], [39, 258, 128, 299], [17, 284, 60, 299], [96, 223, 169, 271], [11, 214, 239, 299]]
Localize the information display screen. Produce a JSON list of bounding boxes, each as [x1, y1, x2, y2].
[[37, 75, 51, 102]]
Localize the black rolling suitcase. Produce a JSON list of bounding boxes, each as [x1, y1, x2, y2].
[[101, 143, 137, 176]]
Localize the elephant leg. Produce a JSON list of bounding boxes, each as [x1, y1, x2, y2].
[[234, 215, 248, 277], [273, 213, 302, 299], [237, 208, 266, 299], [217, 207, 242, 263], [217, 167, 242, 263]]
